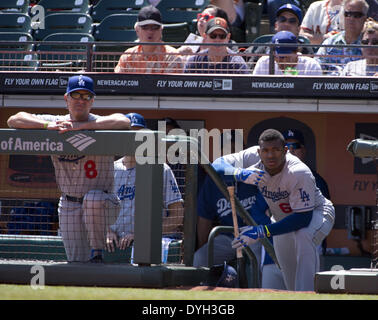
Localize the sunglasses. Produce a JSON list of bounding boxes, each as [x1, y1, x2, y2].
[[140, 24, 161, 31], [344, 11, 365, 18], [209, 33, 227, 39], [277, 16, 298, 24], [361, 39, 378, 45], [286, 142, 302, 150], [70, 92, 94, 101], [197, 13, 214, 21]]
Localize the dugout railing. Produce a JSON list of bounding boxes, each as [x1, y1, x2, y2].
[[0, 129, 185, 266]]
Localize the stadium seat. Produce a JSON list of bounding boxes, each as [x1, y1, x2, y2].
[[36, 33, 94, 71], [0, 0, 29, 13], [0, 31, 33, 43], [0, 13, 32, 33], [32, 13, 93, 41], [90, 0, 147, 23], [162, 22, 191, 43], [156, 0, 210, 24], [92, 13, 138, 71], [42, 32, 94, 42], [244, 1, 264, 42], [92, 13, 138, 42], [0, 51, 38, 71], [31, 0, 90, 16]]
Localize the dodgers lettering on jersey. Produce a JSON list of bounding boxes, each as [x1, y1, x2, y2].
[[249, 153, 318, 221], [118, 185, 135, 200], [216, 195, 257, 218], [110, 159, 183, 237], [260, 186, 289, 202]]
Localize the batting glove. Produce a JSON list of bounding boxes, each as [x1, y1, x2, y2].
[[231, 225, 269, 249], [223, 167, 265, 186], [233, 167, 265, 186]]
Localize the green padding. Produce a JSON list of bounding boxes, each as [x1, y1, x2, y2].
[[0, 235, 66, 261], [0, 235, 182, 263]]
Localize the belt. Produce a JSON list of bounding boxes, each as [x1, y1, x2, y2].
[[65, 195, 84, 204], [65, 191, 109, 204]]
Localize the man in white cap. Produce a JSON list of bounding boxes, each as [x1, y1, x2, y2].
[[7, 75, 131, 263], [114, 5, 183, 73]]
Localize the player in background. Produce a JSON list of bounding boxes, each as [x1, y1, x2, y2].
[[283, 128, 331, 255], [7, 75, 131, 263], [212, 129, 335, 291], [106, 113, 184, 263]]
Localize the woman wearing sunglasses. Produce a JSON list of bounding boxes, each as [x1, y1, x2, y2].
[[178, 5, 237, 58], [341, 18, 378, 76], [184, 17, 249, 74]]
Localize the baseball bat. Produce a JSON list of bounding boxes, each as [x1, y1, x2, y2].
[[162, 135, 280, 269], [201, 162, 280, 269], [227, 185, 248, 288]]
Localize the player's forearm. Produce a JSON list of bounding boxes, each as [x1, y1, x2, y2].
[[7, 112, 46, 129], [78, 113, 131, 130], [267, 211, 313, 236]]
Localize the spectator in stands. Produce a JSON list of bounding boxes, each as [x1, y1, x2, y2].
[[300, 0, 344, 46], [341, 18, 378, 76], [266, 0, 302, 33], [315, 0, 369, 75], [114, 5, 183, 74], [184, 17, 250, 74], [210, 0, 245, 28], [245, 4, 314, 70], [178, 5, 238, 58], [7, 75, 131, 263], [252, 31, 323, 75], [106, 113, 184, 261]]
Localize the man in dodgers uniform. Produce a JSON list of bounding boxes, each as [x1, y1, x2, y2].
[[106, 113, 184, 263], [7, 75, 131, 263], [213, 129, 335, 291]]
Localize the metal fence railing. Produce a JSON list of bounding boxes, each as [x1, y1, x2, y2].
[[0, 40, 377, 76]]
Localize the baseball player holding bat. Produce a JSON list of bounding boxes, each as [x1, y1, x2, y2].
[[7, 75, 131, 262], [213, 129, 335, 291]]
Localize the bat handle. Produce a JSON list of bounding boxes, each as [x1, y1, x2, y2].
[[227, 186, 243, 259]]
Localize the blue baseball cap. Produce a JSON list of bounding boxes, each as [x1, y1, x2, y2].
[[272, 30, 298, 54], [125, 112, 146, 128], [283, 129, 305, 145], [66, 75, 95, 95], [276, 3, 302, 24]]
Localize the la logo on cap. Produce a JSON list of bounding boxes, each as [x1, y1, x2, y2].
[[288, 130, 294, 136], [78, 75, 86, 87]]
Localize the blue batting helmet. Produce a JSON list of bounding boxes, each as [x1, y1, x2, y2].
[[125, 113, 146, 128], [216, 261, 238, 288], [204, 261, 238, 288]]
